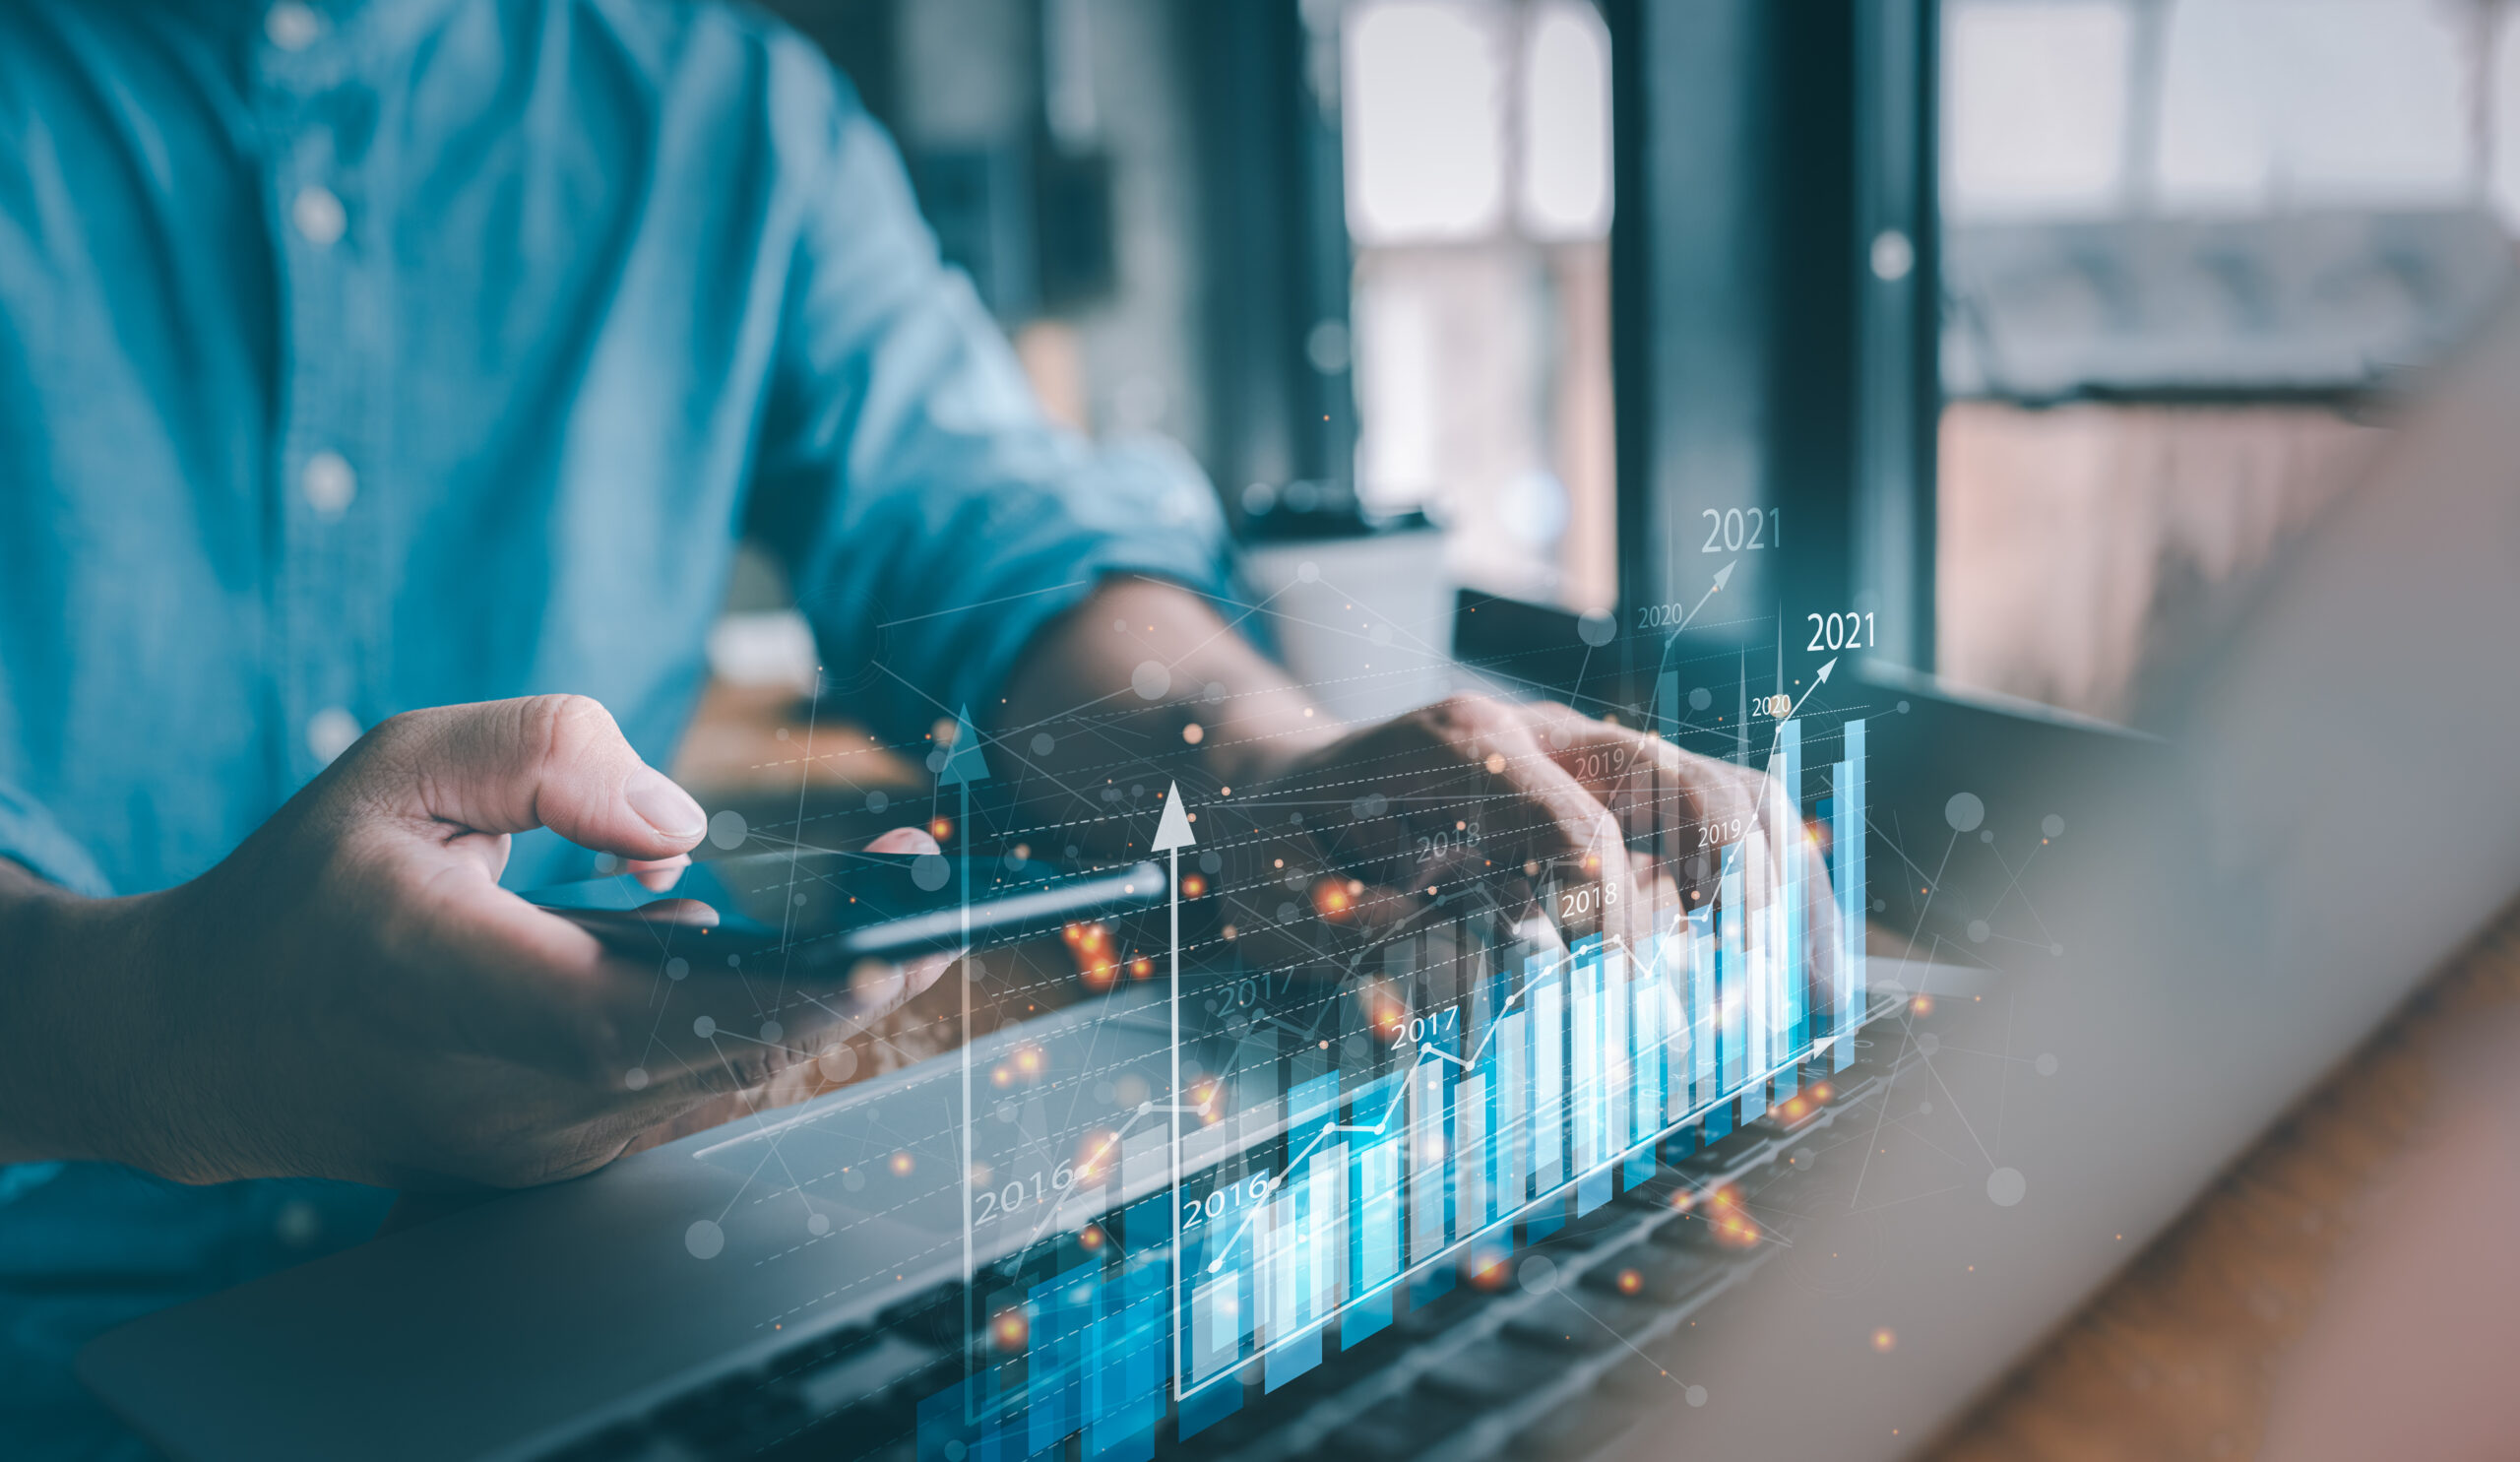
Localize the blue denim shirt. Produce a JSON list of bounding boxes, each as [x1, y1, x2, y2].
[[0, 0, 1227, 1449]]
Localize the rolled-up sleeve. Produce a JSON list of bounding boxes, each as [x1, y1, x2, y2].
[[744, 53, 1229, 741]]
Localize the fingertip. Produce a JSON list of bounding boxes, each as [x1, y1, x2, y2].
[[628, 853, 693, 892], [624, 766, 708, 848], [868, 826, 942, 857]]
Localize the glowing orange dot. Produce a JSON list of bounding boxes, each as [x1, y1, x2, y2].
[[1129, 957, 1154, 980], [1913, 995, 1934, 1016], [930, 819, 952, 840], [1616, 1268, 1643, 1296], [1872, 1328, 1896, 1353], [1182, 723, 1204, 744], [992, 1309, 1029, 1350], [1080, 1226, 1105, 1250], [1313, 878, 1354, 922], [1181, 874, 1207, 898], [888, 1151, 914, 1176]]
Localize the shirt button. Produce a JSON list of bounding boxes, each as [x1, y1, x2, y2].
[[307, 707, 362, 765], [264, 2, 322, 50], [301, 451, 356, 519], [292, 185, 346, 248]]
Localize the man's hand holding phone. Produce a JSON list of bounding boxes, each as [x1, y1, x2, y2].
[[0, 695, 943, 1190]]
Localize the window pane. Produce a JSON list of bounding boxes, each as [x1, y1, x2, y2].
[[1344, 0, 1510, 243], [1933, 0, 2514, 722], [2156, 0, 2469, 213], [1519, 1, 1611, 240], [1943, 1, 2130, 220]]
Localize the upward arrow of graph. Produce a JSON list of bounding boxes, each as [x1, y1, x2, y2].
[[1700, 558, 1736, 609], [1672, 559, 1735, 637], [1152, 782, 1196, 1349], [934, 706, 992, 787], [1779, 656, 1837, 725], [1652, 561, 1738, 696], [939, 706, 990, 1382]]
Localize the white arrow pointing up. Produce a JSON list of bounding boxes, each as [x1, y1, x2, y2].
[[1152, 781, 1196, 851], [1780, 656, 1837, 724]]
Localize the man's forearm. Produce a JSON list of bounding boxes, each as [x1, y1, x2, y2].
[[0, 862, 153, 1167], [998, 577, 1340, 805]]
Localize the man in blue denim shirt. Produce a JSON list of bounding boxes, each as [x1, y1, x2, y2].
[[0, 0, 1762, 1454]]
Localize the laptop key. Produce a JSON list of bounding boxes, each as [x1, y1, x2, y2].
[[1509, 1393, 1638, 1461], [1646, 1213, 1744, 1256], [536, 1422, 678, 1462], [1320, 1394, 1477, 1462], [1173, 1404, 1274, 1457], [789, 1334, 949, 1418], [876, 1304, 964, 1352], [1415, 1338, 1573, 1410], [1595, 1350, 1689, 1403], [1499, 1295, 1651, 1355], [1394, 1283, 1491, 1341], [655, 1375, 810, 1458], [1577, 1245, 1716, 1306]]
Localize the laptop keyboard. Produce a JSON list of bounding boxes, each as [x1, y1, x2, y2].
[[533, 1048, 1896, 1462]]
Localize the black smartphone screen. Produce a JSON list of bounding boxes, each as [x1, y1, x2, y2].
[[523, 851, 1165, 973]]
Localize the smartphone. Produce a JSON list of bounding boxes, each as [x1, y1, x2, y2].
[[523, 850, 1166, 973]]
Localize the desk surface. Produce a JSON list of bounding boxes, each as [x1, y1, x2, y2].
[[1924, 903, 2520, 1460]]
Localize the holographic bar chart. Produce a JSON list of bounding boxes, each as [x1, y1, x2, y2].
[[919, 716, 1868, 1459]]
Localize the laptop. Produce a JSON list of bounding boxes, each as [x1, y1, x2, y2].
[[79, 311, 2520, 1459]]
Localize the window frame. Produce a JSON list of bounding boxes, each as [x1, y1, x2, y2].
[[1603, 0, 1941, 679]]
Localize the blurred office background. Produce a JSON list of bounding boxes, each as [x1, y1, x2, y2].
[[697, 0, 2518, 785], [1936, 0, 2515, 719]]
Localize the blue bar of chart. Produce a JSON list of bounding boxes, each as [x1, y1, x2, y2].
[[1688, 906, 1715, 1109], [1529, 971, 1565, 1194], [1493, 1008, 1528, 1212], [1570, 937, 1603, 1177], [1775, 720, 1804, 1103], [1835, 719, 1867, 1067], [1718, 848, 1745, 1097]]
